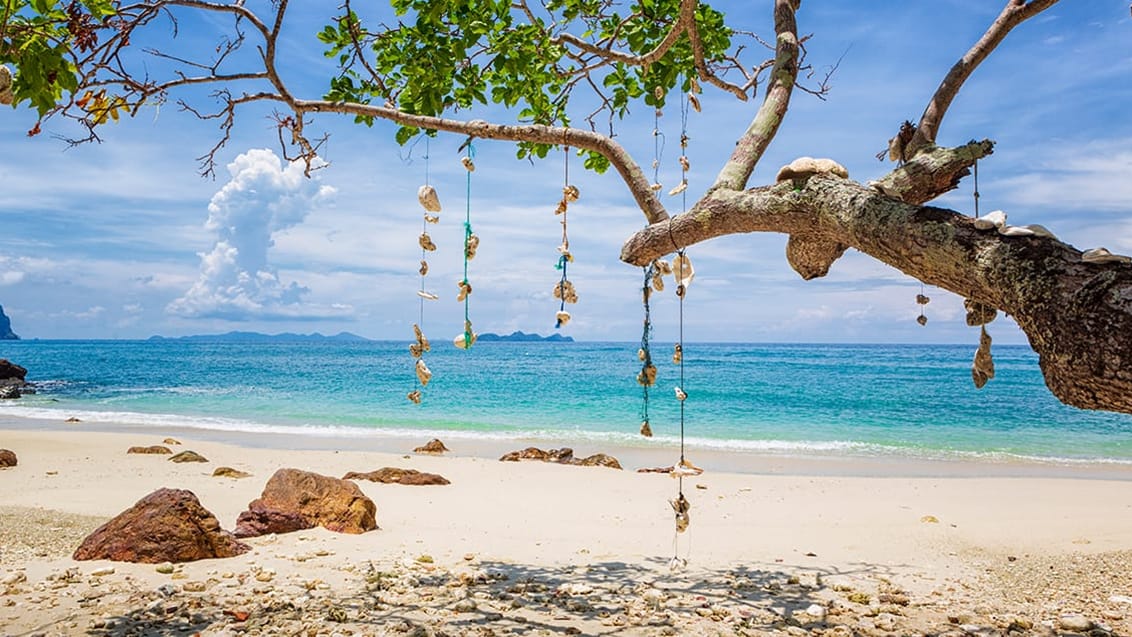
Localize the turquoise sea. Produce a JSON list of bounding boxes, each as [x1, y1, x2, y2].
[[3, 339, 1132, 465]]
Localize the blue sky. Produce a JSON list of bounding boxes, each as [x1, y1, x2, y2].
[[1, 1, 1130, 343]]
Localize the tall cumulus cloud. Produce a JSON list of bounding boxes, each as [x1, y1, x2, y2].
[[167, 149, 342, 320]]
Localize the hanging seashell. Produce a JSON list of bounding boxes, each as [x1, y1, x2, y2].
[[670, 493, 690, 533], [417, 290, 439, 301], [679, 156, 690, 172], [423, 214, 440, 224], [638, 348, 647, 362], [453, 321, 477, 349], [419, 260, 429, 276], [415, 359, 432, 387], [651, 159, 660, 170], [964, 299, 997, 326], [562, 185, 580, 202], [413, 324, 430, 352], [653, 86, 664, 101], [649, 182, 663, 192], [998, 225, 1036, 237], [1081, 247, 1132, 265], [419, 232, 437, 251], [688, 92, 701, 113], [637, 363, 658, 387], [651, 271, 665, 292], [555, 310, 571, 327], [916, 314, 928, 326], [555, 199, 568, 215], [417, 184, 442, 212], [457, 279, 472, 302], [916, 294, 930, 305], [407, 390, 422, 404], [655, 259, 672, 276], [680, 133, 689, 150], [672, 254, 694, 288], [465, 234, 480, 260], [674, 386, 687, 401], [553, 279, 578, 304], [673, 344, 682, 364], [461, 156, 475, 172], [640, 420, 653, 437], [668, 181, 688, 196], [672, 458, 703, 477], [973, 210, 1007, 230], [972, 325, 995, 389], [409, 343, 422, 358]]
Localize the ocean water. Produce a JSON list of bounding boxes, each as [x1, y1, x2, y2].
[[2, 339, 1132, 465]]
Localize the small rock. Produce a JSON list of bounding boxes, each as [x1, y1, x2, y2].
[[65, 417, 82, 423], [1058, 614, 1092, 632], [182, 581, 207, 592], [416, 554, 434, 564], [1, 571, 27, 585], [343, 467, 450, 486], [155, 563, 175, 574], [127, 445, 172, 455], [0, 449, 16, 467], [1110, 595, 1132, 605], [213, 466, 252, 479], [255, 569, 275, 582], [920, 515, 940, 523], [413, 438, 450, 454], [803, 604, 827, 621], [453, 598, 477, 613], [163, 438, 181, 445], [89, 567, 115, 577], [169, 450, 208, 463], [463, 553, 476, 561]]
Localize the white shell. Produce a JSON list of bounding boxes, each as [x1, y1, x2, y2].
[[668, 181, 688, 196], [417, 290, 439, 300], [672, 254, 694, 288], [461, 156, 475, 172], [417, 185, 442, 212], [1082, 247, 1132, 264], [998, 225, 1036, 237], [555, 310, 571, 326], [973, 210, 1007, 230], [415, 359, 432, 387], [674, 386, 687, 401], [1022, 224, 1057, 239], [453, 332, 477, 349]]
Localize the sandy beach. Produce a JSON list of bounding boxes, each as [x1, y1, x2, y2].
[[3, 421, 1132, 636]]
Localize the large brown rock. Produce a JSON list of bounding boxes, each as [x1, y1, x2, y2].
[[413, 438, 450, 454], [0, 359, 26, 382], [234, 468, 377, 538], [343, 467, 450, 485], [73, 488, 248, 563], [0, 449, 16, 467]]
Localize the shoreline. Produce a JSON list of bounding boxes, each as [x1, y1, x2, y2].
[[5, 412, 1132, 481], [2, 425, 1132, 634]]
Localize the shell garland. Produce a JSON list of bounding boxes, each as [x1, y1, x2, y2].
[[410, 178, 440, 403], [972, 325, 995, 389]]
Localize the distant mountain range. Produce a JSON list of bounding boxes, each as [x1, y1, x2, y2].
[[148, 331, 370, 342], [146, 330, 573, 343]]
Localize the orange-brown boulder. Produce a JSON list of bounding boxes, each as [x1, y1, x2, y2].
[[234, 468, 377, 538], [413, 438, 450, 454], [0, 448, 16, 467], [73, 488, 248, 563], [169, 450, 208, 463], [343, 467, 450, 485], [499, 447, 621, 469], [127, 445, 172, 455]]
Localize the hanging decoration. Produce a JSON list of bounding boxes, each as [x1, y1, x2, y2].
[[966, 158, 997, 388], [409, 139, 440, 404], [554, 140, 579, 328], [915, 284, 930, 326], [454, 142, 478, 350], [638, 91, 667, 439]]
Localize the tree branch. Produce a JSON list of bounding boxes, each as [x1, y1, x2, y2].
[[551, 0, 694, 68], [904, 0, 1059, 157], [710, 0, 799, 192]]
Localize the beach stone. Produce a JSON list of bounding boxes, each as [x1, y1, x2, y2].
[[73, 488, 249, 563], [413, 438, 450, 454], [500, 447, 575, 463], [128, 445, 172, 455], [343, 467, 450, 485], [213, 466, 252, 479], [575, 453, 623, 469], [1058, 614, 1092, 632], [0, 359, 26, 382], [163, 438, 181, 445], [0, 449, 16, 467], [234, 468, 377, 537], [169, 450, 208, 463], [0, 385, 19, 399]]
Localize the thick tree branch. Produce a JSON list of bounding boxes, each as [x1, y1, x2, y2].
[[551, 0, 694, 68], [295, 99, 668, 224], [904, 0, 1059, 157], [621, 170, 1132, 415], [710, 0, 798, 191]]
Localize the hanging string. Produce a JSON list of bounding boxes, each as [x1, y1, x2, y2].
[[638, 264, 656, 438], [972, 158, 980, 218], [554, 137, 578, 327], [459, 143, 477, 349], [409, 137, 438, 404]]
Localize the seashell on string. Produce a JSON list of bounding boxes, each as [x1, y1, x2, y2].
[[562, 185, 580, 202], [417, 290, 439, 301], [655, 259, 672, 276], [670, 493, 690, 533], [417, 185, 442, 212], [407, 390, 422, 404], [668, 181, 688, 196], [673, 344, 682, 364], [649, 182, 663, 192], [419, 233, 437, 251], [637, 363, 658, 387], [413, 324, 430, 352], [651, 271, 665, 292], [916, 294, 930, 305], [916, 314, 928, 326], [409, 343, 422, 358], [680, 133, 688, 150], [679, 156, 690, 172], [558, 249, 573, 263], [553, 279, 578, 304], [640, 420, 653, 437], [674, 386, 687, 401], [973, 210, 1007, 230], [672, 254, 694, 289], [465, 234, 480, 260], [669, 556, 688, 571], [555, 199, 567, 215], [423, 214, 440, 224], [1081, 247, 1132, 265], [638, 348, 647, 362], [971, 325, 995, 389], [419, 260, 429, 276], [461, 156, 475, 172], [453, 322, 477, 350], [672, 458, 703, 477], [964, 299, 997, 326], [415, 359, 432, 387], [457, 279, 472, 302], [688, 92, 701, 113], [555, 310, 571, 327], [651, 159, 660, 170], [653, 86, 664, 101]]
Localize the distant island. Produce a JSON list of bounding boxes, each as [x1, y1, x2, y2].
[[148, 331, 370, 342], [477, 331, 574, 343], [0, 304, 19, 340]]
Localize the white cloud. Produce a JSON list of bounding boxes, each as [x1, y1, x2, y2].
[[0, 270, 24, 286], [167, 149, 348, 320]]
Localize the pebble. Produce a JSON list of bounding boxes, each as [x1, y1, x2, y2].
[[803, 603, 827, 621], [453, 598, 477, 613], [1, 571, 27, 585], [1058, 613, 1092, 632], [155, 563, 175, 574], [89, 567, 114, 577]]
